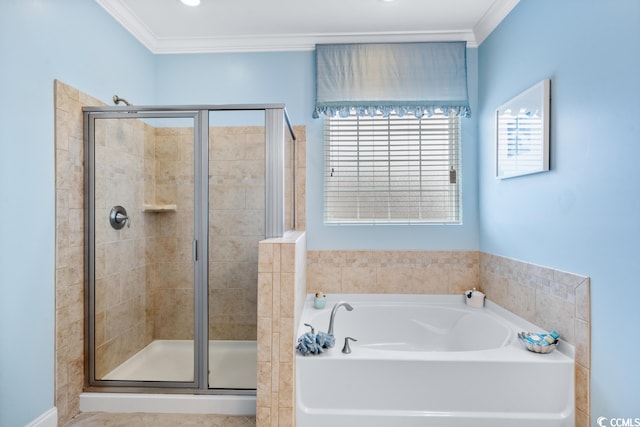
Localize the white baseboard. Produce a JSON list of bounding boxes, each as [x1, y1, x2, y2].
[[27, 407, 57, 427]]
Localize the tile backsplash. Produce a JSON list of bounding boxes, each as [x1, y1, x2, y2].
[[480, 252, 590, 426], [306, 250, 479, 295]]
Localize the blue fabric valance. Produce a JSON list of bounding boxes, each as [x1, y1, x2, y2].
[[313, 42, 471, 119]]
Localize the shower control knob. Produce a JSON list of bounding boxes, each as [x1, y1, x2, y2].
[[109, 205, 130, 230]]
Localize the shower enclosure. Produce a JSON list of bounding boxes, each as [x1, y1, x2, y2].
[[83, 104, 295, 394]]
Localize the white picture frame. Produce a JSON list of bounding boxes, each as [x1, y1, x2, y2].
[[496, 79, 550, 179]]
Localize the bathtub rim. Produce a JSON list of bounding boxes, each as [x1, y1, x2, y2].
[[297, 293, 575, 360]]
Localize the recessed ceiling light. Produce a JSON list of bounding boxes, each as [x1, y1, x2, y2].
[[180, 0, 200, 6]]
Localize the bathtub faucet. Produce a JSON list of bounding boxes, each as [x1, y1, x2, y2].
[[328, 301, 354, 335]]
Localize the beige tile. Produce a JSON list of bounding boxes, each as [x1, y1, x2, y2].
[[341, 266, 377, 293], [306, 264, 342, 294], [278, 317, 295, 364], [256, 362, 272, 407], [257, 273, 273, 318], [270, 392, 280, 427], [280, 273, 295, 318], [482, 272, 509, 309], [55, 383, 71, 426], [55, 80, 79, 112], [256, 407, 270, 427], [210, 184, 247, 210], [575, 363, 589, 414], [575, 408, 589, 427], [575, 319, 590, 369], [375, 266, 409, 293], [535, 290, 575, 344], [416, 265, 450, 294], [280, 243, 296, 273], [376, 265, 448, 294], [554, 269, 587, 289], [272, 245, 281, 273], [344, 250, 375, 267], [271, 273, 281, 331], [506, 281, 536, 324], [257, 317, 272, 363], [278, 362, 294, 408], [245, 185, 265, 210], [270, 332, 280, 392], [316, 250, 346, 267], [449, 263, 480, 295], [576, 278, 590, 322], [527, 263, 555, 288], [294, 167, 306, 230], [278, 407, 295, 427], [258, 242, 274, 272]]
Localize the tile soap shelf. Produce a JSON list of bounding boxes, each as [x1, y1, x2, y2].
[[143, 204, 177, 212]]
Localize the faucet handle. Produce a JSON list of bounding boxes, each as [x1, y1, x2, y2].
[[342, 336, 358, 354], [303, 323, 315, 335]]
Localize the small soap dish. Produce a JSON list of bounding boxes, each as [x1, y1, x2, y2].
[[517, 332, 558, 354]]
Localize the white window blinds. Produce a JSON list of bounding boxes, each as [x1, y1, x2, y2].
[[324, 113, 461, 224]]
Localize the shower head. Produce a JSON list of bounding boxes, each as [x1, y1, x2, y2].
[[113, 95, 132, 106]]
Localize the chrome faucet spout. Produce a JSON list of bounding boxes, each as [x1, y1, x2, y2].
[[328, 301, 353, 335]]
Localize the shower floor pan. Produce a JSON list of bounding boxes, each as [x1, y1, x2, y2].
[[102, 340, 257, 389]]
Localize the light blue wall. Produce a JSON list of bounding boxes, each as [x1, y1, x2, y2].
[[478, 0, 640, 421], [156, 49, 480, 251], [0, 1, 155, 426], [5, 0, 633, 424]]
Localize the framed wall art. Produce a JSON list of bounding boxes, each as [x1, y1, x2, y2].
[[496, 79, 550, 179]]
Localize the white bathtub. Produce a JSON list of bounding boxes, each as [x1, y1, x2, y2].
[[296, 294, 574, 427]]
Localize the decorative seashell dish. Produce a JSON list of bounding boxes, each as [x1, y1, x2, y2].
[[517, 332, 558, 354]]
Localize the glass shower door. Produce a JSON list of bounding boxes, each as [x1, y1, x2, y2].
[[86, 104, 290, 392], [88, 113, 197, 386], [206, 110, 263, 389]]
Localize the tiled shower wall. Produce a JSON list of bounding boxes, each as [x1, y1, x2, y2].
[[92, 118, 155, 378], [55, 81, 304, 424], [55, 80, 94, 424], [143, 124, 270, 342], [146, 127, 195, 340], [208, 126, 266, 340]]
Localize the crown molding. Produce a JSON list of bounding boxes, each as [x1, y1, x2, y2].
[[151, 30, 479, 54], [96, 0, 159, 50], [97, 0, 516, 54], [473, 0, 520, 46]]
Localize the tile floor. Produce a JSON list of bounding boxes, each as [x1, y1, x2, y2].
[[64, 412, 256, 427]]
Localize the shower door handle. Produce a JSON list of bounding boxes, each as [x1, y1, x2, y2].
[[192, 239, 198, 262]]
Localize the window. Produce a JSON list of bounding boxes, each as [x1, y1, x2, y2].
[[324, 113, 461, 224]]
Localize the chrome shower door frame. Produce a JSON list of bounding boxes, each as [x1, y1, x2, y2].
[[84, 104, 293, 394]]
